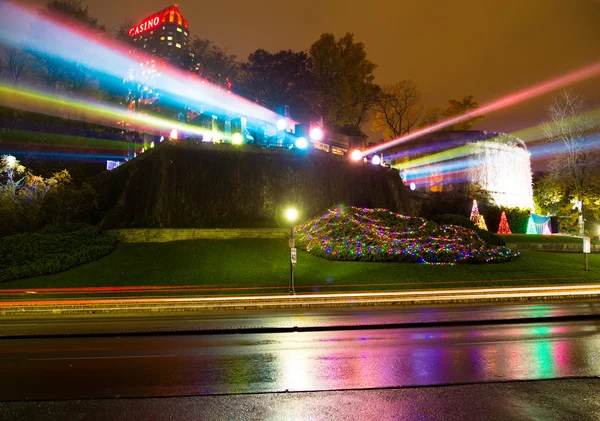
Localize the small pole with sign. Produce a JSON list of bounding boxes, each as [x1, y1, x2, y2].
[[285, 208, 298, 294], [583, 237, 590, 271]]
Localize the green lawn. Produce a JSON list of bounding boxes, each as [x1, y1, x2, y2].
[[2, 239, 599, 297]]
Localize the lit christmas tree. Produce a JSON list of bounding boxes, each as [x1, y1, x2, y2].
[[470, 200, 488, 230], [526, 216, 536, 234], [497, 211, 512, 234]]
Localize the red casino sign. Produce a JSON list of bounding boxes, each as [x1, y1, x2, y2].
[[128, 14, 160, 37]]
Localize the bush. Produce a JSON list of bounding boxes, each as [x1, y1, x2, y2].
[[0, 223, 115, 282], [295, 206, 518, 265], [431, 214, 505, 246]]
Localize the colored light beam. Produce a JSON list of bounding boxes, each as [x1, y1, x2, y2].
[[361, 61, 600, 157], [528, 133, 600, 161], [0, 83, 229, 140], [510, 107, 600, 142], [0, 1, 291, 130]]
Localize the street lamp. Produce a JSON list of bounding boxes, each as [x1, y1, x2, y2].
[[285, 207, 298, 294]]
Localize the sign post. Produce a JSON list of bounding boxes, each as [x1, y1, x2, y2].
[[290, 245, 296, 294], [583, 237, 590, 271]]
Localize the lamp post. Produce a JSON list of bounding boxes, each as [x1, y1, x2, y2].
[[285, 208, 298, 295]]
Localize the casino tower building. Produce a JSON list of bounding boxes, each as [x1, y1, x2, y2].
[[128, 5, 192, 70]]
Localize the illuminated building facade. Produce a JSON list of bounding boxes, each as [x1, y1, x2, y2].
[[389, 131, 535, 210], [128, 5, 192, 69]]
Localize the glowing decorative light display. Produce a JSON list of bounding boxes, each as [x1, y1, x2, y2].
[[470, 200, 488, 231], [409, 182, 416, 191], [231, 133, 243, 145], [392, 133, 535, 210], [543, 223, 552, 235], [294, 206, 518, 264], [526, 217, 536, 234], [309, 127, 324, 141], [371, 155, 381, 166], [202, 131, 212, 142], [350, 149, 362, 161], [526, 214, 553, 235], [169, 129, 179, 139], [277, 119, 287, 131], [295, 137, 308, 149], [497, 211, 512, 234]]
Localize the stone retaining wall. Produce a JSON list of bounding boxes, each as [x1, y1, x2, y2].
[[506, 243, 600, 252], [107, 228, 289, 243]]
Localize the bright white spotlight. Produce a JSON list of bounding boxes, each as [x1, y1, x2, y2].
[[309, 127, 324, 141], [202, 131, 213, 142], [170, 129, 179, 140], [371, 155, 381, 165], [410, 182, 416, 191], [285, 208, 298, 222], [232, 132, 243, 145], [350, 149, 362, 161], [277, 118, 286, 131], [295, 137, 308, 149]]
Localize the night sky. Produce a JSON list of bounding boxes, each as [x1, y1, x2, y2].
[[20, 0, 600, 141]]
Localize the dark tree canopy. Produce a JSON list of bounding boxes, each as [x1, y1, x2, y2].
[[238, 49, 316, 122], [441, 95, 484, 130], [46, 0, 106, 31], [309, 33, 379, 136], [189, 37, 239, 88]]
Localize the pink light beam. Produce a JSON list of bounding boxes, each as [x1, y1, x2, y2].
[[364, 60, 600, 157]]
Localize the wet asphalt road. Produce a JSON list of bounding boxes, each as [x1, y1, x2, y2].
[[2, 378, 600, 421], [1, 316, 599, 401]]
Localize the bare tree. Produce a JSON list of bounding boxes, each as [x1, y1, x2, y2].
[[0, 47, 29, 84], [372, 80, 423, 139], [541, 89, 598, 235]]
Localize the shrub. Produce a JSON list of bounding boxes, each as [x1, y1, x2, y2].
[[0, 223, 115, 282], [295, 206, 519, 265]]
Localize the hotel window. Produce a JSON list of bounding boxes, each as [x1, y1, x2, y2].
[[176, 43, 181, 48], [167, 36, 172, 40], [160, 37, 165, 40], [177, 27, 182, 32], [168, 42, 173, 46]]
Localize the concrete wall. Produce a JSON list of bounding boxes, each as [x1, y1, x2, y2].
[[107, 228, 289, 243], [506, 243, 600, 252]]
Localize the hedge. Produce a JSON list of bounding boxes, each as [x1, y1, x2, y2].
[[0, 224, 116, 282]]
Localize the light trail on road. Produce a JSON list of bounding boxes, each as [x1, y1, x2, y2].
[[1, 284, 599, 315]]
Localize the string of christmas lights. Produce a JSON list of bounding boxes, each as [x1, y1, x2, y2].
[[294, 206, 519, 265]]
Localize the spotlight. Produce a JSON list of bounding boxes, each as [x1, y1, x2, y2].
[[295, 137, 308, 149], [309, 127, 324, 141], [371, 155, 381, 165], [202, 131, 213, 142], [277, 118, 286, 131], [169, 129, 178, 139], [350, 149, 362, 161], [410, 182, 416, 191], [232, 133, 243, 145]]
